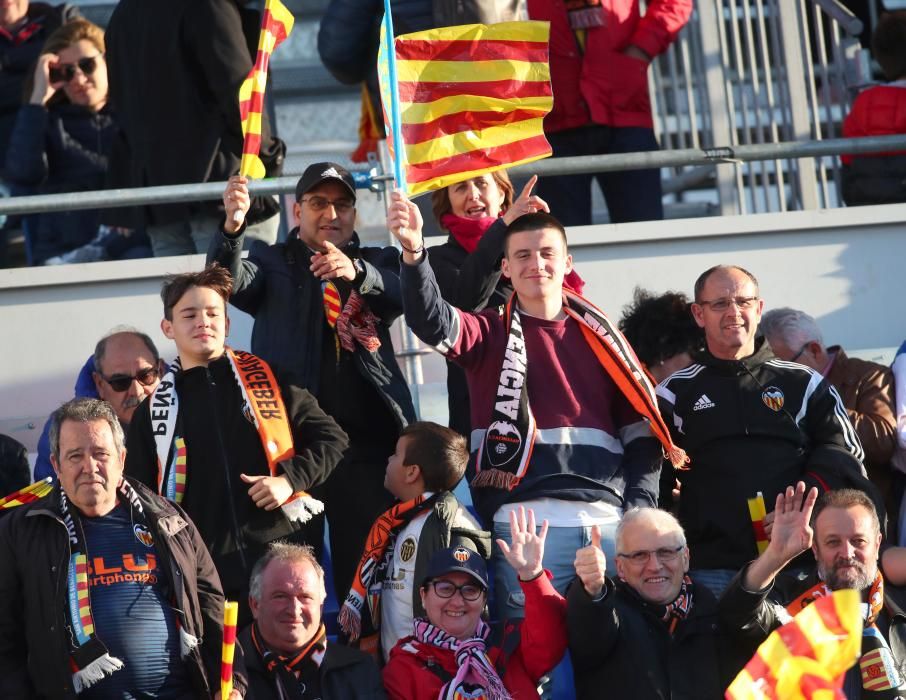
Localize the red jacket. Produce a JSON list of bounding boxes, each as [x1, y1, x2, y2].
[[382, 575, 567, 700], [527, 0, 692, 131], [841, 84, 906, 164]]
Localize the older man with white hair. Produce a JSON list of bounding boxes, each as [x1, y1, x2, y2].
[[567, 507, 749, 699], [760, 307, 897, 508]]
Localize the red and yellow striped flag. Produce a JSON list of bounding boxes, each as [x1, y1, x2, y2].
[[748, 492, 769, 555], [239, 0, 294, 179], [726, 589, 861, 700], [378, 21, 553, 196], [0, 477, 53, 509]]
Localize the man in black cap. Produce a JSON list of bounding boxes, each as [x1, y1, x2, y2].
[[209, 166, 416, 604]]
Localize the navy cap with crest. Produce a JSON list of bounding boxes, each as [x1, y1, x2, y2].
[[295, 162, 357, 202], [422, 546, 489, 589]]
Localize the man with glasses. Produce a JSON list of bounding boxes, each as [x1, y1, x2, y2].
[[656, 265, 871, 597], [568, 507, 746, 699], [760, 307, 897, 521], [209, 162, 416, 606], [33, 328, 162, 481]]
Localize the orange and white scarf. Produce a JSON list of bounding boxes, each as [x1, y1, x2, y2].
[[150, 348, 322, 522]]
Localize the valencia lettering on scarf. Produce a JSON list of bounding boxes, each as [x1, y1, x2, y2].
[[149, 349, 323, 523], [473, 291, 687, 492]]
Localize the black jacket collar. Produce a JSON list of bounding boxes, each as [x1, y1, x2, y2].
[[693, 336, 776, 375]]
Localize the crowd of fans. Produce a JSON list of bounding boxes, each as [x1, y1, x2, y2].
[[1, 1, 906, 699]]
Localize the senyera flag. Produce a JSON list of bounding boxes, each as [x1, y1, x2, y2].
[[725, 589, 861, 700], [377, 6, 553, 196], [239, 0, 294, 179]]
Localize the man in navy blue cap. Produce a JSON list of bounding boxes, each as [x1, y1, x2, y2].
[[209, 164, 416, 605]]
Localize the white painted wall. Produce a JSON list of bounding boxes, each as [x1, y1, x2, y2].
[[2, 203, 904, 453]]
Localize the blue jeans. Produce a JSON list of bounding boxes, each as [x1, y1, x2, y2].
[[688, 568, 738, 599], [537, 124, 664, 226], [492, 522, 618, 700]]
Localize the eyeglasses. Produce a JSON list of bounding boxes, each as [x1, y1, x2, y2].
[[616, 544, 685, 566], [301, 196, 354, 213], [52, 54, 103, 83], [428, 580, 485, 601], [98, 366, 160, 392], [789, 342, 812, 362], [695, 296, 759, 312]]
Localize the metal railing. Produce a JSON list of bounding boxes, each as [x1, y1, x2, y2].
[[2, 134, 906, 216], [648, 0, 873, 215]]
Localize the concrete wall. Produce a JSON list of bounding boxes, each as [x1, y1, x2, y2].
[[3, 203, 904, 453]]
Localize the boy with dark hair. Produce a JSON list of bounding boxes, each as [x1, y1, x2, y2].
[[841, 10, 906, 205], [125, 263, 349, 616], [340, 420, 490, 662]]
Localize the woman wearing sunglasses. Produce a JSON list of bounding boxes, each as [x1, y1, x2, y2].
[[5, 19, 149, 265], [383, 507, 566, 700]]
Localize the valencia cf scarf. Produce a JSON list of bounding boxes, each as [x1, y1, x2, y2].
[[786, 572, 904, 697], [59, 479, 199, 692], [339, 495, 437, 647], [251, 622, 327, 700], [150, 348, 323, 523], [473, 291, 687, 492]]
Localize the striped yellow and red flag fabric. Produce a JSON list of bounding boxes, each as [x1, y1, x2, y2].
[[0, 476, 53, 509], [239, 0, 294, 179], [378, 20, 553, 196], [725, 589, 862, 700]]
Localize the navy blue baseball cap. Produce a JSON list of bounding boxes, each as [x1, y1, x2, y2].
[[422, 546, 489, 589]]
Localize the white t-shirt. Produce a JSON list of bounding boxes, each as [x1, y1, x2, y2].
[[380, 495, 483, 661], [493, 497, 622, 527]]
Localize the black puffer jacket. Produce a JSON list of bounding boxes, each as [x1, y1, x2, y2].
[[0, 480, 234, 699], [567, 577, 751, 700], [5, 103, 117, 262]]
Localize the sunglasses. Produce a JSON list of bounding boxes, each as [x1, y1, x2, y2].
[[50, 54, 102, 84], [428, 580, 485, 601], [98, 366, 160, 392]]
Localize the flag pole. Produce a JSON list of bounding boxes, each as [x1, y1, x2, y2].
[[382, 0, 407, 194]]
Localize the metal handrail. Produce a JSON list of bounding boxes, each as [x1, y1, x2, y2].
[[2, 134, 906, 216], [809, 0, 863, 37]]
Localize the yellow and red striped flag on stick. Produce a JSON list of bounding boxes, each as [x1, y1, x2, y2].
[[748, 491, 769, 555], [0, 477, 53, 509], [220, 600, 239, 698], [725, 589, 861, 700], [238, 0, 294, 180], [377, 11, 553, 196]]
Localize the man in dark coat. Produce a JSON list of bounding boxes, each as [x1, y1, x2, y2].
[[568, 507, 748, 699], [238, 541, 385, 700], [0, 397, 239, 698], [104, 0, 285, 256], [211, 164, 416, 605]]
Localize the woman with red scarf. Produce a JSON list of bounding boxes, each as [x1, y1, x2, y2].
[[427, 171, 584, 436]]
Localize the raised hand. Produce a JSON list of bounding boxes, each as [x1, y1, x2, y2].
[[766, 481, 817, 563], [30, 53, 62, 107], [501, 175, 550, 225], [222, 176, 251, 234], [496, 506, 548, 581], [386, 190, 424, 260], [574, 524, 607, 598], [310, 240, 355, 281]]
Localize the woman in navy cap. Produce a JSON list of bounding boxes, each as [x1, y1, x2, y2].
[[382, 507, 567, 700]]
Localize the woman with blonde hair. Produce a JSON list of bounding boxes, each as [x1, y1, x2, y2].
[[6, 18, 149, 264]]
